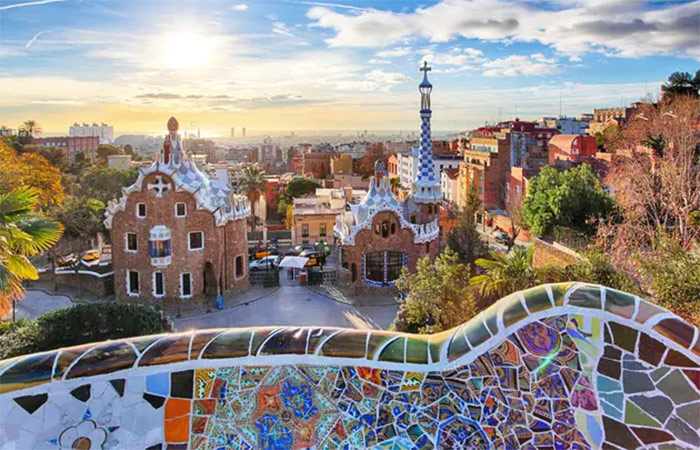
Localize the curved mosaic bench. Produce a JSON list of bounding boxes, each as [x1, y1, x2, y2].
[[1, 283, 698, 449]]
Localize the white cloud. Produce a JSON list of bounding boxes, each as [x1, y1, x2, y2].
[[306, 0, 700, 60], [420, 46, 486, 68], [368, 59, 391, 64], [0, 0, 66, 10], [482, 55, 558, 77], [272, 22, 294, 37], [375, 46, 411, 58], [232, 4, 248, 11]]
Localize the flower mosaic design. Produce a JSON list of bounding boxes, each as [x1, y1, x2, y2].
[[58, 420, 107, 450]]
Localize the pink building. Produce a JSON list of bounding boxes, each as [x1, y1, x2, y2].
[[548, 134, 598, 166]]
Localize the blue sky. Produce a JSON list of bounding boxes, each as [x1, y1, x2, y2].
[[0, 0, 698, 135]]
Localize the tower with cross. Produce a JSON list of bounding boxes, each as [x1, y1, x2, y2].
[[411, 61, 442, 212]]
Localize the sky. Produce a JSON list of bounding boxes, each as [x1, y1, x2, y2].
[[0, 0, 698, 136]]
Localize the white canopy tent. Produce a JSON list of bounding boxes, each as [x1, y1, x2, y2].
[[277, 256, 309, 269]]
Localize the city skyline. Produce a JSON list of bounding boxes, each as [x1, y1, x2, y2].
[[1, 0, 698, 135]]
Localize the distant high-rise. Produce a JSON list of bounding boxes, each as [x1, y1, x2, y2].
[[69, 122, 113, 144], [242, 127, 246, 138], [230, 127, 235, 138]]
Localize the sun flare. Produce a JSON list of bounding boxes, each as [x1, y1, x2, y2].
[[158, 32, 218, 69]]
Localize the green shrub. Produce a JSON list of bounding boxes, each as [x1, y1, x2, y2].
[[0, 303, 169, 359], [34, 303, 168, 351], [0, 322, 39, 359]]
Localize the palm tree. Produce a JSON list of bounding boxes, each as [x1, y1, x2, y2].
[[661, 71, 700, 99], [470, 246, 563, 299], [0, 187, 63, 319], [239, 166, 267, 231], [20, 120, 42, 138]]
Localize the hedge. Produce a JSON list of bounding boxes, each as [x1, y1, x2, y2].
[[0, 303, 169, 360]]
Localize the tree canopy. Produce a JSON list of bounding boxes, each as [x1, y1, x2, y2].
[[446, 183, 487, 265], [522, 164, 613, 236], [661, 70, 700, 99], [55, 197, 106, 239], [78, 166, 139, 203], [0, 142, 65, 210], [392, 248, 476, 334]]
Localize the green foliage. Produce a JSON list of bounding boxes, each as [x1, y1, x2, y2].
[[568, 249, 640, 294], [33, 303, 168, 351], [69, 152, 91, 176], [447, 184, 487, 265], [661, 70, 700, 99], [0, 303, 169, 359], [55, 196, 106, 238], [96, 145, 122, 166], [393, 248, 476, 334], [638, 237, 700, 322], [522, 164, 613, 236], [37, 146, 70, 171], [0, 187, 63, 317], [283, 177, 320, 201], [79, 167, 139, 203], [0, 320, 39, 360]]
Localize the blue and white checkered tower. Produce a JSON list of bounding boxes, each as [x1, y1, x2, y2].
[[411, 61, 441, 204]]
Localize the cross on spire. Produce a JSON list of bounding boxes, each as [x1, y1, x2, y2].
[[420, 61, 431, 74]]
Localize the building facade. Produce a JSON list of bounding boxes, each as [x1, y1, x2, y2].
[[105, 117, 251, 303], [459, 128, 511, 211], [32, 136, 99, 163], [334, 62, 440, 294], [107, 154, 132, 170], [549, 134, 598, 166], [69, 122, 114, 144]]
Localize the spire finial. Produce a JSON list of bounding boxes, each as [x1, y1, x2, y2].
[[420, 61, 431, 76]]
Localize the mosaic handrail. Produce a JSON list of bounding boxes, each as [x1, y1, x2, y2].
[[1, 282, 699, 449], [1, 282, 697, 394]]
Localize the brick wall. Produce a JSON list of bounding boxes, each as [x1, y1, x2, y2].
[[532, 238, 580, 269], [110, 172, 248, 303], [339, 210, 438, 295]]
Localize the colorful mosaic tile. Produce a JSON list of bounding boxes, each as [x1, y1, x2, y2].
[[0, 283, 699, 449]]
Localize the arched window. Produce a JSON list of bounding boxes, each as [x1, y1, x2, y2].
[[364, 251, 405, 285], [390, 223, 396, 235], [381, 221, 389, 238]]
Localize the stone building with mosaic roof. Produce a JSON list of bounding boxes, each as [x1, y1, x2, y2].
[[334, 62, 441, 293], [104, 117, 251, 303]]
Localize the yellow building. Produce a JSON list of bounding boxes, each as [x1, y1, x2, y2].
[[291, 188, 365, 246], [331, 154, 353, 175]]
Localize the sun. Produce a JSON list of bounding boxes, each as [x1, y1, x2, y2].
[[158, 32, 218, 69]]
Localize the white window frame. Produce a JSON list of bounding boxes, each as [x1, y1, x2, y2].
[[126, 270, 139, 296], [174, 202, 187, 218], [136, 203, 147, 219], [234, 254, 246, 280], [125, 232, 138, 253], [180, 272, 193, 298], [188, 231, 205, 251]]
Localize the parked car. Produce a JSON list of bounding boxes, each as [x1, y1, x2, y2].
[[492, 230, 510, 245], [81, 249, 100, 262], [255, 247, 279, 259], [299, 250, 324, 267], [286, 245, 315, 256], [249, 255, 279, 271], [57, 253, 77, 266]]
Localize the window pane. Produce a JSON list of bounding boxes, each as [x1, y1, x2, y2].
[[182, 273, 191, 296], [176, 203, 186, 216], [149, 240, 171, 257], [189, 232, 203, 249], [301, 224, 309, 237], [129, 271, 139, 293], [127, 233, 137, 251], [235, 256, 243, 277], [154, 272, 164, 295], [386, 251, 403, 282], [365, 251, 384, 282]]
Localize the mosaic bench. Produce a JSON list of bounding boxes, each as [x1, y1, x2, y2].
[[1, 282, 698, 449]]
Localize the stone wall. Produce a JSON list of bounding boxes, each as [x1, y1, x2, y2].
[[533, 237, 581, 269], [1, 283, 699, 449], [53, 271, 114, 298]]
